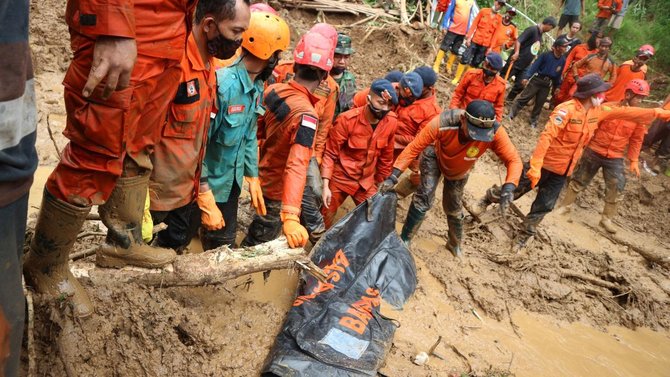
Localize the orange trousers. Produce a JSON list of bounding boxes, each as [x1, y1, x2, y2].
[[47, 33, 181, 205], [321, 180, 377, 229]]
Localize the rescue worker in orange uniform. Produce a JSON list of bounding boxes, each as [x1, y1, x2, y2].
[[22, 0, 249, 318], [605, 44, 654, 102], [393, 67, 442, 197], [198, 11, 290, 250], [571, 37, 616, 84], [559, 79, 652, 234], [593, 0, 621, 32], [452, 0, 504, 84], [266, 23, 338, 243], [553, 29, 601, 105], [380, 100, 522, 257], [489, 7, 519, 55], [472, 74, 670, 250], [433, 0, 476, 74], [320, 79, 398, 228], [149, 4, 252, 251], [241, 31, 335, 248], [450, 52, 506, 121]]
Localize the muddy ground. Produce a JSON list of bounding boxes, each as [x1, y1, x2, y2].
[[23, 2, 670, 376]]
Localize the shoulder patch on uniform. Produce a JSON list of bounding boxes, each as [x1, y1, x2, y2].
[[313, 81, 332, 98], [295, 114, 318, 147], [264, 89, 291, 122], [174, 79, 200, 104], [553, 114, 565, 125]]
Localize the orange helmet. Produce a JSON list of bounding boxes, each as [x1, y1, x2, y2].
[[250, 3, 277, 14], [294, 32, 334, 72], [625, 79, 650, 96], [241, 11, 290, 60], [637, 44, 655, 57]]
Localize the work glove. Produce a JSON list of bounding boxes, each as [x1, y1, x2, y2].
[[499, 182, 516, 216], [245, 176, 267, 216], [526, 166, 541, 189], [281, 212, 309, 248], [197, 190, 225, 231], [142, 188, 153, 243], [379, 168, 402, 193], [629, 160, 640, 178]]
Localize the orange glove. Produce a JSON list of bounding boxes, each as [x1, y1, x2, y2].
[[280, 212, 308, 248], [526, 166, 541, 189], [197, 190, 225, 231], [629, 160, 640, 177], [245, 176, 267, 216]]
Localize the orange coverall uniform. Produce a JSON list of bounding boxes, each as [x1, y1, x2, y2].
[[572, 54, 617, 84], [596, 0, 622, 19], [320, 107, 398, 227], [588, 102, 647, 162], [605, 61, 647, 102], [47, 0, 194, 205], [554, 43, 595, 105], [436, 0, 451, 12], [489, 21, 518, 54], [243, 80, 320, 246], [268, 61, 339, 162], [466, 8, 501, 48], [449, 69, 506, 121], [150, 33, 216, 212], [394, 94, 442, 185]]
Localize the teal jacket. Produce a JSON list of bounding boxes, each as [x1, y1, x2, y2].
[[203, 59, 264, 203]]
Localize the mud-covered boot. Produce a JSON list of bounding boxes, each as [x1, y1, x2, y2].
[[446, 214, 464, 257], [433, 50, 445, 73], [97, 174, 176, 268], [400, 203, 426, 247], [512, 216, 540, 252], [394, 175, 418, 199], [599, 201, 618, 234], [23, 189, 94, 317], [557, 184, 579, 215]]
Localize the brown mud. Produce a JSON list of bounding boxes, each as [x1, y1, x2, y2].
[[25, 2, 670, 376]]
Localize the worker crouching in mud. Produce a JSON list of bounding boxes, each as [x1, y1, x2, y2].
[[320, 79, 398, 228], [380, 100, 522, 257]]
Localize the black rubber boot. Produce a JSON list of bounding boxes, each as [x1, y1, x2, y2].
[[446, 214, 464, 257], [400, 203, 426, 247]]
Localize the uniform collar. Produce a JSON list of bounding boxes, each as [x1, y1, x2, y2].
[[186, 33, 211, 73], [288, 80, 320, 106], [229, 57, 256, 94]]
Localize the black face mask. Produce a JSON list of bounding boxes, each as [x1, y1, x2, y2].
[[483, 68, 497, 77], [399, 96, 415, 107], [330, 67, 345, 75], [207, 24, 242, 60], [257, 53, 279, 82], [368, 102, 390, 120]]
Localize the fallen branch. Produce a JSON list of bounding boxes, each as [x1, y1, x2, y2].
[[69, 246, 98, 261], [560, 269, 623, 292], [504, 301, 521, 338], [583, 223, 669, 266], [45, 114, 62, 160], [80, 237, 310, 287]]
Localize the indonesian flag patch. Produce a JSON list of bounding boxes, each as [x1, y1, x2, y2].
[[300, 114, 318, 130], [295, 114, 318, 147]]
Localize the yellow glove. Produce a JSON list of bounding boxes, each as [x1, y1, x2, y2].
[[197, 190, 225, 231], [245, 176, 267, 216], [142, 188, 153, 242], [526, 167, 541, 189], [281, 212, 308, 248]]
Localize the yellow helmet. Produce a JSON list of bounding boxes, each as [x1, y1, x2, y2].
[[241, 11, 290, 60]]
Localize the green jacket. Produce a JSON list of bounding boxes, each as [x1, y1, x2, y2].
[[334, 70, 357, 117], [203, 59, 264, 203]]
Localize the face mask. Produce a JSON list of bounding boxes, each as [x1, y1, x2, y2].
[[482, 68, 497, 77], [367, 95, 390, 120], [330, 67, 345, 75], [207, 23, 242, 59], [399, 96, 415, 107], [256, 53, 279, 82], [591, 93, 606, 107]]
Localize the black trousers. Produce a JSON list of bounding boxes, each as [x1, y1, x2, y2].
[[151, 201, 201, 251], [643, 119, 670, 158], [514, 162, 568, 234], [504, 55, 534, 101], [241, 197, 283, 247], [200, 181, 242, 250], [512, 76, 553, 123], [439, 31, 465, 54], [461, 43, 488, 67], [570, 148, 625, 203]]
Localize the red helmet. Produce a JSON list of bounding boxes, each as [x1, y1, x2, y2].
[[637, 44, 655, 57], [309, 23, 338, 50], [625, 79, 650, 96], [250, 3, 278, 15], [294, 32, 334, 71]]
